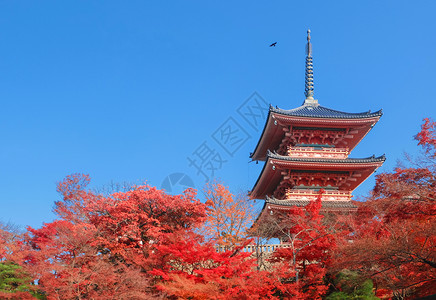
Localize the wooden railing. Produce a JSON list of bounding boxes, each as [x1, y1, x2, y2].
[[290, 146, 348, 153], [288, 147, 349, 159], [287, 189, 350, 196], [286, 189, 351, 201], [216, 244, 290, 253]]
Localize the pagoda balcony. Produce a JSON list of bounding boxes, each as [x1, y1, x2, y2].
[[285, 189, 351, 202], [216, 243, 290, 253], [287, 146, 349, 159]]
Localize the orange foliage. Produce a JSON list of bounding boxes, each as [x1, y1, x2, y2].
[[202, 181, 254, 249]]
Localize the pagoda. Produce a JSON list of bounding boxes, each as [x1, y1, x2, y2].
[[250, 30, 385, 225]]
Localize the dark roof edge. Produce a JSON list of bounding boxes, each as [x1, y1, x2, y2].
[[267, 150, 386, 163], [271, 105, 383, 119], [265, 196, 358, 208], [248, 156, 272, 198]]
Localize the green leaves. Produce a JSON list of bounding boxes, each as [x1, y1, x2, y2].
[[0, 262, 41, 299]]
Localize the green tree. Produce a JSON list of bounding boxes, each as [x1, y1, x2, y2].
[[326, 270, 379, 300], [0, 261, 43, 299]]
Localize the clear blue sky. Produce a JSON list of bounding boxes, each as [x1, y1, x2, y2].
[[0, 1, 435, 229]]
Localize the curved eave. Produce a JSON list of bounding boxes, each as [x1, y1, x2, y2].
[[251, 199, 357, 233], [249, 156, 272, 198], [271, 105, 383, 119], [265, 196, 357, 209], [250, 153, 385, 199], [272, 111, 382, 129], [251, 106, 382, 161], [250, 106, 277, 161], [268, 151, 386, 164]]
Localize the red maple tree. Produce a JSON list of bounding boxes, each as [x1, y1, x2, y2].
[[267, 191, 334, 299], [23, 174, 208, 298], [335, 118, 436, 299]]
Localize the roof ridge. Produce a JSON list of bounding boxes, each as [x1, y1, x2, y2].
[[265, 196, 357, 208], [270, 105, 383, 119], [267, 150, 386, 162]]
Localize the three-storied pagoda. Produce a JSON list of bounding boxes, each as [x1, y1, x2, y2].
[[250, 30, 385, 224]]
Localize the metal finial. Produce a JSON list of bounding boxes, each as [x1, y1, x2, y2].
[[304, 29, 315, 102], [306, 29, 312, 56]]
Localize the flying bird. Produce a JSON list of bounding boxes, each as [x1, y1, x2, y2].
[[269, 42, 277, 47]]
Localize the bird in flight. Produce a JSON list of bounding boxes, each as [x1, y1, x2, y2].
[[269, 42, 277, 47]]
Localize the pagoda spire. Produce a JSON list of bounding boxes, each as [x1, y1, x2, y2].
[[304, 29, 318, 106]]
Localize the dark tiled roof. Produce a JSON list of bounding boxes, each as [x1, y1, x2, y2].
[[267, 150, 386, 163], [271, 104, 383, 119], [266, 196, 357, 208]]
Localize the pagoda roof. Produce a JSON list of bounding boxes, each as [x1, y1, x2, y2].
[[251, 103, 382, 161], [251, 198, 357, 236], [250, 151, 385, 199], [267, 151, 386, 164], [271, 104, 383, 119], [265, 196, 357, 209]]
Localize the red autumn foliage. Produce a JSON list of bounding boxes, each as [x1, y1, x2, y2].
[[21, 175, 208, 298], [5, 176, 337, 299], [415, 117, 436, 158], [150, 235, 276, 299], [0, 225, 40, 299], [268, 191, 334, 299], [0, 226, 25, 263], [148, 191, 336, 299], [26, 220, 149, 299], [1, 118, 434, 299], [334, 118, 436, 299]]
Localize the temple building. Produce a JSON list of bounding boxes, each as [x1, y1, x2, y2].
[[250, 30, 385, 226]]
